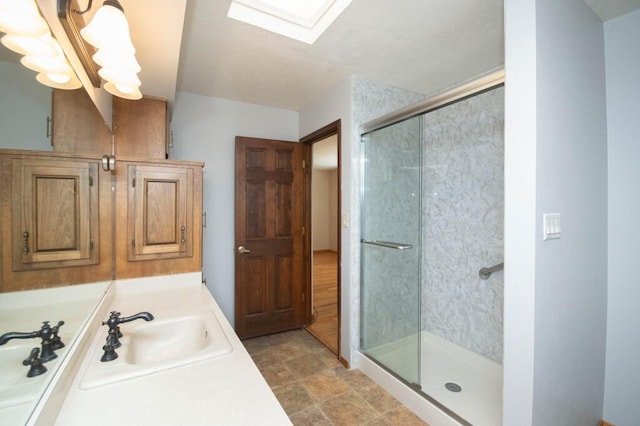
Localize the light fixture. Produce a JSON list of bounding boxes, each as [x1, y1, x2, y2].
[[58, 0, 142, 100], [0, 0, 81, 89], [227, 0, 353, 44]]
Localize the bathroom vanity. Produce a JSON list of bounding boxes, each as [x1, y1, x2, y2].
[[0, 273, 290, 425]]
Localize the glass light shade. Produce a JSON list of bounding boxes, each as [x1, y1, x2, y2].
[[20, 36, 72, 74], [21, 54, 72, 74], [104, 81, 142, 100], [80, 2, 135, 54], [0, 0, 49, 37], [1, 33, 57, 56], [92, 50, 140, 72], [98, 67, 140, 87], [36, 71, 82, 90]]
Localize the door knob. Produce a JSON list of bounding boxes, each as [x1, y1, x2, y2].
[[237, 246, 251, 254]]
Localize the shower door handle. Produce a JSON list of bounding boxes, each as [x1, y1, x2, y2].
[[237, 245, 251, 254], [361, 239, 413, 250]]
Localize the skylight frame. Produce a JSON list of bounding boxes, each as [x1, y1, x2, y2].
[[227, 0, 353, 44]]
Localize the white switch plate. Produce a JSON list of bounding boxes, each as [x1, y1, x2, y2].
[[342, 214, 349, 228], [543, 213, 561, 240]]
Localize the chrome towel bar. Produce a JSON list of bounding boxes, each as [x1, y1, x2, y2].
[[361, 239, 413, 250], [479, 262, 504, 279]]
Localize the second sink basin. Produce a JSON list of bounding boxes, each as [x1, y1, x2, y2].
[[126, 316, 211, 365], [80, 309, 233, 389]]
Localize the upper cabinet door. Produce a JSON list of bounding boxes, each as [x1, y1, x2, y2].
[[128, 164, 193, 261], [11, 158, 99, 270], [114, 97, 168, 160], [114, 161, 202, 279]]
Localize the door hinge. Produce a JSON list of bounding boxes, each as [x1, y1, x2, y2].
[[90, 240, 94, 250], [89, 176, 93, 187], [132, 177, 136, 187]]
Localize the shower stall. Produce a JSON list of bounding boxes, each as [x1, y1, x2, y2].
[[359, 78, 504, 425]]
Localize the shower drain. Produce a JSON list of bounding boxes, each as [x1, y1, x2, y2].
[[445, 382, 462, 392]]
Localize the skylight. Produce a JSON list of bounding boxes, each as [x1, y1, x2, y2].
[[227, 0, 353, 44]]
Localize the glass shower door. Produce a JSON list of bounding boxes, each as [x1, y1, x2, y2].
[[360, 115, 422, 385]]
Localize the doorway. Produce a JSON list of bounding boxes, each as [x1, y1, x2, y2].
[[301, 120, 341, 356]]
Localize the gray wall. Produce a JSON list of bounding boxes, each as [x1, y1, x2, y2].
[[504, 0, 608, 424], [0, 61, 52, 151], [603, 8, 640, 425], [170, 92, 299, 323]]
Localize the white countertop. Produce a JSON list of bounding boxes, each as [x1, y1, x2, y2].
[[33, 273, 291, 426]]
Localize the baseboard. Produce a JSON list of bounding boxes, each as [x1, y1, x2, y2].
[[339, 356, 349, 368]]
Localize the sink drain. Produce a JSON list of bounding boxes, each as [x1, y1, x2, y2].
[[445, 382, 462, 392]]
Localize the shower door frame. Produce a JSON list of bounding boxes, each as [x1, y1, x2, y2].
[[357, 69, 505, 426]]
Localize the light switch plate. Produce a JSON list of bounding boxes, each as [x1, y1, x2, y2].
[[543, 213, 561, 240]]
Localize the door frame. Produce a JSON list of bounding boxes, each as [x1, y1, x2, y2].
[[300, 120, 343, 362]]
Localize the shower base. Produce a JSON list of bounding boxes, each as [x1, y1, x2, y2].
[[360, 331, 502, 426]]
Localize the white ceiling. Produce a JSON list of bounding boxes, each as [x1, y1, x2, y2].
[[3, 0, 639, 113], [176, 0, 505, 111]]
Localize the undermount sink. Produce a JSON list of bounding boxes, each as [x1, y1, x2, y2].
[[80, 309, 233, 389], [126, 316, 211, 365]]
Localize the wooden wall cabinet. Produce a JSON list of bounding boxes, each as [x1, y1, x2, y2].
[[11, 158, 99, 271], [52, 90, 170, 161], [114, 97, 168, 160], [0, 152, 113, 292], [51, 89, 112, 155], [0, 152, 203, 292], [114, 160, 202, 279]]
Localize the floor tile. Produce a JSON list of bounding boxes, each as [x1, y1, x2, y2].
[[242, 329, 429, 426], [302, 369, 351, 402], [289, 405, 333, 426], [272, 382, 315, 415], [319, 389, 379, 425]]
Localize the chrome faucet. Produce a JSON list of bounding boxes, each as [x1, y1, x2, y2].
[[0, 320, 65, 362], [101, 311, 154, 362]]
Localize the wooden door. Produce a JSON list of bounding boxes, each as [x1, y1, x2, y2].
[[234, 136, 308, 339]]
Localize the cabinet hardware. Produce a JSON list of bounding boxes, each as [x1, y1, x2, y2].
[[46, 116, 51, 140], [132, 177, 136, 188], [203, 211, 206, 229], [101, 155, 116, 172], [22, 231, 30, 254], [181, 226, 186, 244], [89, 176, 93, 187], [131, 239, 135, 248]]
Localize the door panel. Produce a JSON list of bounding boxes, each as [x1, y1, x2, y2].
[[235, 136, 307, 339], [12, 158, 99, 270]]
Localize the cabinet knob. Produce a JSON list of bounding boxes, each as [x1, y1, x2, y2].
[[101, 155, 116, 171], [181, 226, 186, 244]]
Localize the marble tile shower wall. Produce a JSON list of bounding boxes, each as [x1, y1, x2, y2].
[[361, 118, 422, 349], [421, 86, 505, 363]]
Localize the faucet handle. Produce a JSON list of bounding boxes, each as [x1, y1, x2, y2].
[[100, 331, 119, 362], [51, 320, 65, 350], [23, 347, 47, 378]]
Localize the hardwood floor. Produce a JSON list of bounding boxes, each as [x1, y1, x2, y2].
[[305, 250, 338, 354]]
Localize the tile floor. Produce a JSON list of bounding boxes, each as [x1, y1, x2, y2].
[[242, 329, 428, 425]]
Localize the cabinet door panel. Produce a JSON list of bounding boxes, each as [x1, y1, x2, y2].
[[128, 164, 193, 260], [12, 159, 98, 270]]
